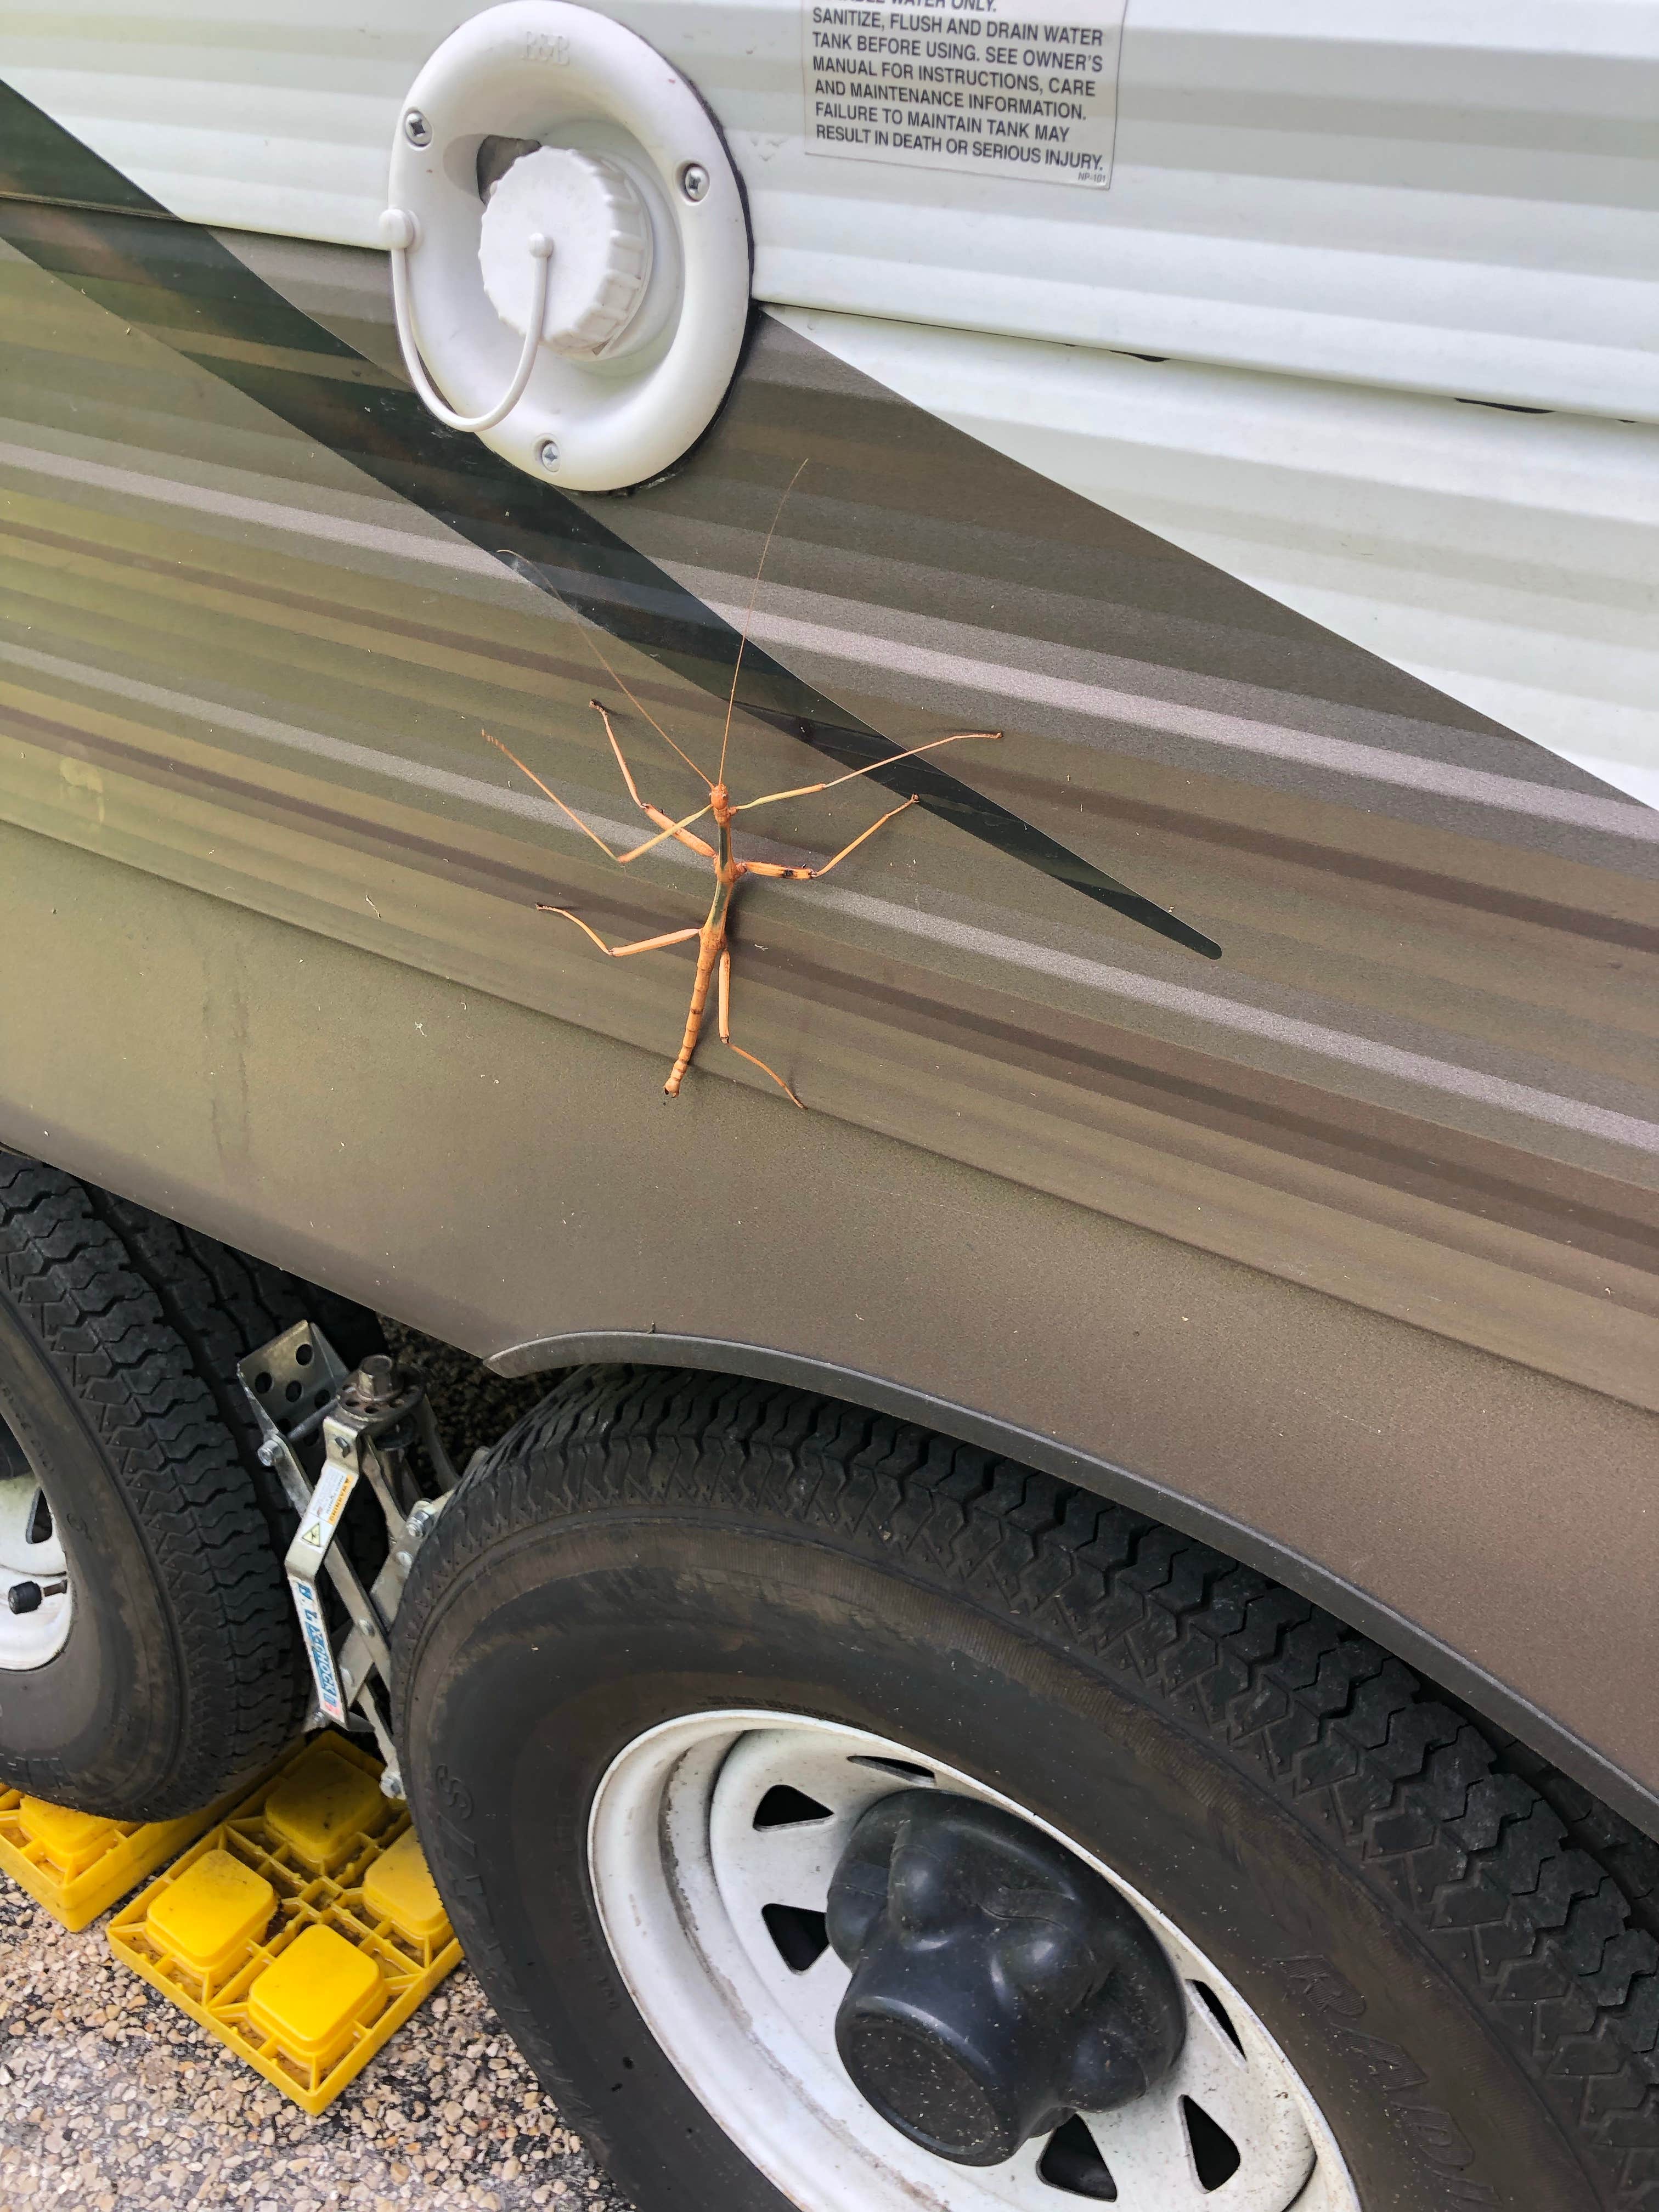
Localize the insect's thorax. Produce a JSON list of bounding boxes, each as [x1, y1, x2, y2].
[[702, 785, 738, 933], [711, 785, 737, 883]]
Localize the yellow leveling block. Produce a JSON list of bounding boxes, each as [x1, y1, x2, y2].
[[0, 1783, 246, 1933], [109, 1732, 461, 2114]]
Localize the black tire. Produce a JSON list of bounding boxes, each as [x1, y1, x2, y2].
[[0, 1154, 379, 1818], [395, 1367, 1659, 2212], [88, 1182, 383, 1545]]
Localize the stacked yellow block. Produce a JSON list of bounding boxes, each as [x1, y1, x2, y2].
[[0, 1787, 239, 1932], [108, 1733, 461, 2113]]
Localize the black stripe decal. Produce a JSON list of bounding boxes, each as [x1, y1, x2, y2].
[[0, 78, 1220, 959]]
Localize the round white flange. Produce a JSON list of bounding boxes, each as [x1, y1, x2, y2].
[[386, 1, 751, 491], [589, 1711, 1361, 2212], [479, 147, 653, 358]]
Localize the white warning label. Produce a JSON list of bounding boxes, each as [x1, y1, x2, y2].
[[802, 1, 1125, 189]]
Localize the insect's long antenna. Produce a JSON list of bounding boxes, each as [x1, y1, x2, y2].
[[548, 606, 716, 796], [572, 624, 715, 793], [733, 729, 1002, 815], [720, 458, 809, 786], [496, 545, 714, 789]]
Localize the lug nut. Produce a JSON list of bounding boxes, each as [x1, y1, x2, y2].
[[7, 1581, 43, 1615], [404, 110, 431, 147], [679, 162, 710, 202]]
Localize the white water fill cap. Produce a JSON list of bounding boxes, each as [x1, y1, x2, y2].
[[479, 146, 652, 358]]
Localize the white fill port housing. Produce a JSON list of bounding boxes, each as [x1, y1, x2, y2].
[[384, 1, 750, 491], [480, 148, 653, 359]]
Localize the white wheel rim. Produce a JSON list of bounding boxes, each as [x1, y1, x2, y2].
[[589, 1710, 1359, 2212], [0, 1423, 71, 1670]]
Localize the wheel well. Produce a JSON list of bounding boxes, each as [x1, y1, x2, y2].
[[488, 1338, 1659, 1863]]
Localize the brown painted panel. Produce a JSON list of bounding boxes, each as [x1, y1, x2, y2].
[[1, 822, 1654, 1830]]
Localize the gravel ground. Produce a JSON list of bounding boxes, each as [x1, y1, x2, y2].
[[0, 1894, 632, 2212], [0, 1329, 640, 2212]]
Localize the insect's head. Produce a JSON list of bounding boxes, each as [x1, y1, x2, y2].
[[710, 783, 734, 826]]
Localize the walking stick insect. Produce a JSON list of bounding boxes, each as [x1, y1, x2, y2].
[[484, 474, 999, 1109]]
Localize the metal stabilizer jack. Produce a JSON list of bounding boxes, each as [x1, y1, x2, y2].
[[236, 1324, 460, 1797]]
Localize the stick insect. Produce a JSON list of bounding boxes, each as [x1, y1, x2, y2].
[[484, 475, 998, 1109]]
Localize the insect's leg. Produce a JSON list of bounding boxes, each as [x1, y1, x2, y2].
[[803, 795, 919, 880], [732, 731, 1001, 819], [537, 907, 700, 958], [585, 679, 712, 794], [590, 699, 652, 815], [619, 807, 717, 864], [716, 947, 805, 1109], [589, 702, 718, 860], [482, 731, 623, 861], [741, 795, 919, 883]]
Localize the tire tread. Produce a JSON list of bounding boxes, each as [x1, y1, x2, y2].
[[0, 1158, 359, 1810], [400, 1364, 1659, 2207]]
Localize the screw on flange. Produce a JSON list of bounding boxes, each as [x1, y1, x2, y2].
[[678, 162, 710, 202], [537, 438, 561, 471], [404, 110, 432, 147]]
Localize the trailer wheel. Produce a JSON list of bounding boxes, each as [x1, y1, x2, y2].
[[395, 1367, 1659, 2212], [0, 1155, 376, 1818]]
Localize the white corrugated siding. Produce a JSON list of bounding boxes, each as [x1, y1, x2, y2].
[[1, 1, 1656, 421]]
